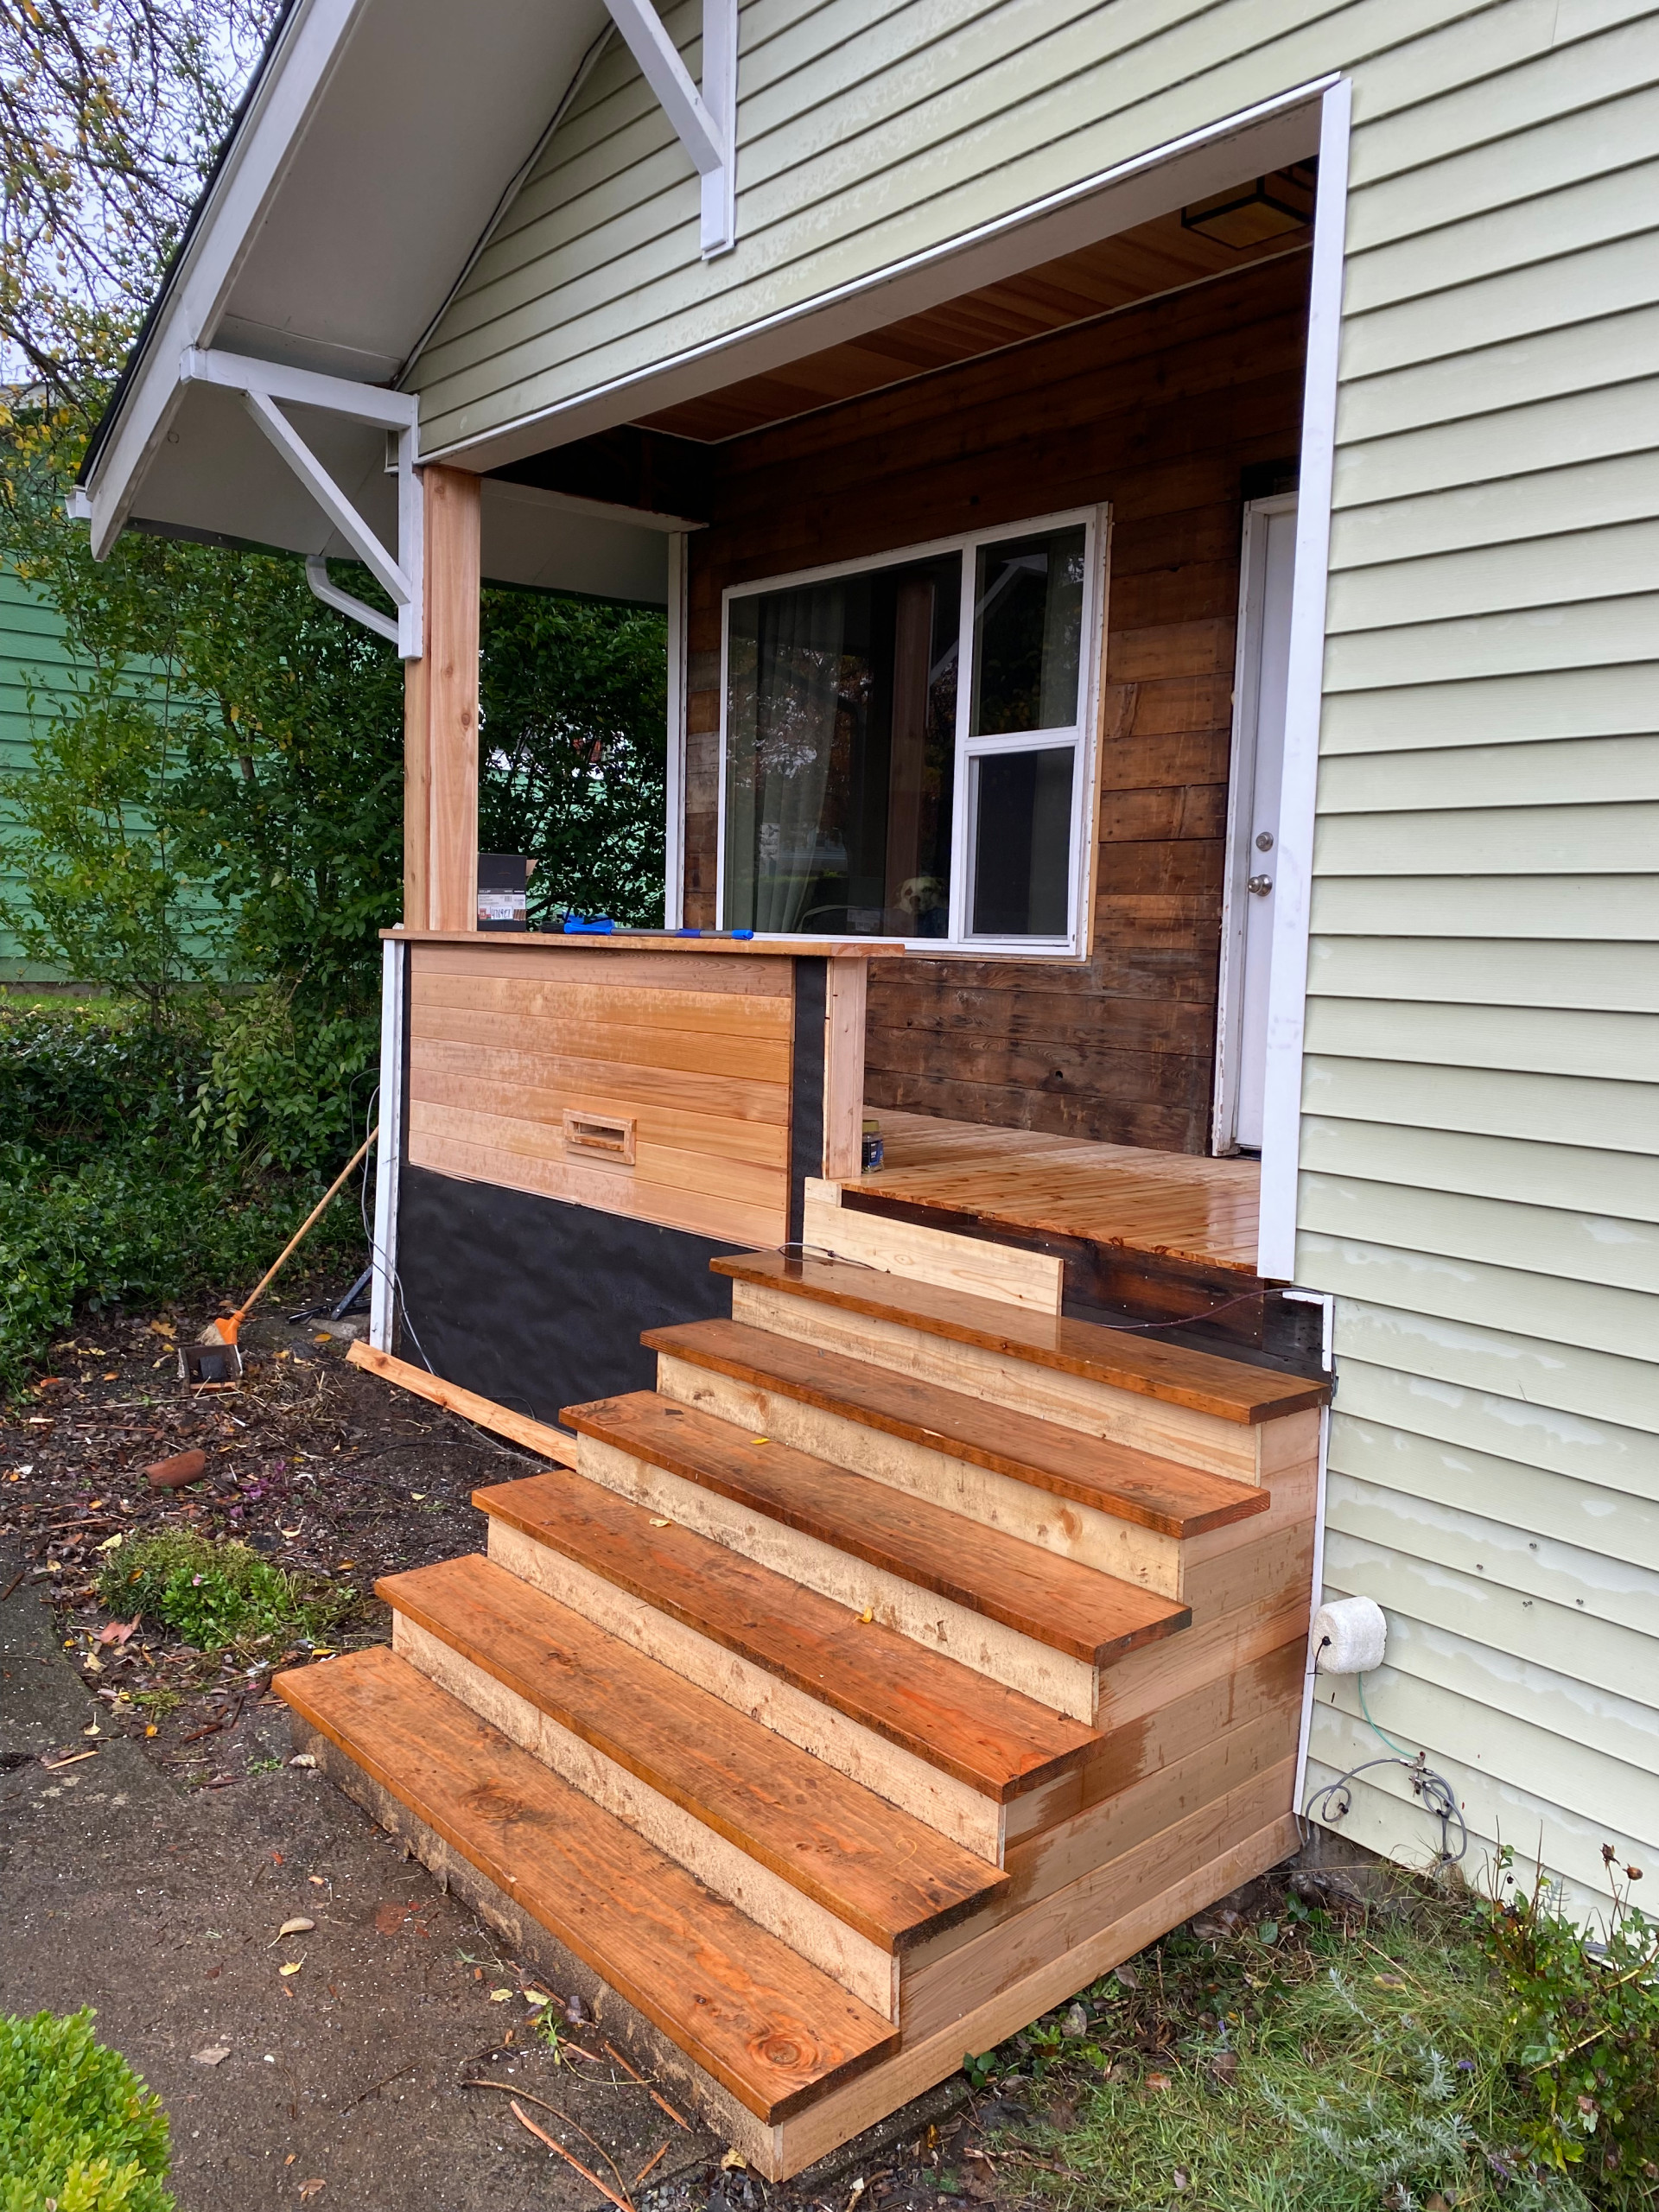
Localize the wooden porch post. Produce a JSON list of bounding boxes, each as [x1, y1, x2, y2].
[[403, 464, 481, 931]]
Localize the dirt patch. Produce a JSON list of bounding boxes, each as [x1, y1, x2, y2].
[[0, 1275, 541, 1774]]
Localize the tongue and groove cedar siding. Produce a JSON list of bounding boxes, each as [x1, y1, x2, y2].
[[679, 250, 1310, 1154]]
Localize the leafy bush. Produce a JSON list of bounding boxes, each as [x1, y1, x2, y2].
[[0, 1138, 359, 1395], [1479, 1846, 1659, 2201], [0, 1001, 368, 1394], [0, 2007, 173, 2212], [0, 1006, 210, 1165], [99, 1528, 347, 1651], [188, 984, 375, 1173]]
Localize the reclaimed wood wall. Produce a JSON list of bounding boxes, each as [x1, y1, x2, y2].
[[683, 252, 1309, 1153]]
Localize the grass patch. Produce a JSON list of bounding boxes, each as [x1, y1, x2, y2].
[[982, 1874, 1630, 2212], [99, 1528, 349, 1653], [0, 2007, 173, 2211]]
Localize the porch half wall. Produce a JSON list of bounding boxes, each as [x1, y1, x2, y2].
[[683, 251, 1310, 1154]]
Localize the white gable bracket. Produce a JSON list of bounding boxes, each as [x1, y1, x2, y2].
[[602, 0, 735, 257], [178, 348, 424, 659]]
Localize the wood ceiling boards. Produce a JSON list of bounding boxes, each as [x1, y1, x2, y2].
[[637, 208, 1308, 444]]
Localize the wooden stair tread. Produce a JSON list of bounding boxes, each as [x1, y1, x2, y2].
[[379, 1552, 1006, 1951], [560, 1392, 1189, 1666], [711, 1253, 1330, 1425], [276, 1645, 896, 2122], [474, 1469, 1096, 1801], [645, 1317, 1269, 1538]]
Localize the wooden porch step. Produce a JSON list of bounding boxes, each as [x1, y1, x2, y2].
[[710, 1253, 1330, 1425], [275, 1644, 898, 2121], [643, 1317, 1268, 1538], [378, 1551, 1007, 1953], [474, 1468, 1097, 1802], [560, 1391, 1189, 1669]]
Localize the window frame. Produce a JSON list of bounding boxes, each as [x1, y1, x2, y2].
[[716, 505, 1107, 957]]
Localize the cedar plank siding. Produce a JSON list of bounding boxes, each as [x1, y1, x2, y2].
[[683, 251, 1310, 1150]]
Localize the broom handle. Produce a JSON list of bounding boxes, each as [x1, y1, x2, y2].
[[232, 1127, 378, 1327]]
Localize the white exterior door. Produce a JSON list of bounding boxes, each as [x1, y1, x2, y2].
[[1214, 493, 1297, 1154]]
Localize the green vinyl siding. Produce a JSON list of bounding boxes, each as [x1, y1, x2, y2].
[[1300, 11, 1659, 1914], [0, 565, 79, 979]]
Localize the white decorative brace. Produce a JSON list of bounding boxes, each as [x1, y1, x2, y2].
[[178, 348, 424, 658], [602, 0, 736, 257]]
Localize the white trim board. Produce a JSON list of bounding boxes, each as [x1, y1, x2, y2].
[[1255, 77, 1350, 1285]]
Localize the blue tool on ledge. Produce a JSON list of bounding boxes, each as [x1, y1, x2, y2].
[[563, 915, 616, 934]]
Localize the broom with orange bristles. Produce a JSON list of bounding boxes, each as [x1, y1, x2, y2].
[[181, 1128, 378, 1385]]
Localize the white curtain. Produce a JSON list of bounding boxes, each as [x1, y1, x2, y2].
[[750, 584, 843, 933]]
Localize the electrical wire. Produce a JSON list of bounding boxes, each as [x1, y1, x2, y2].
[[353, 1084, 547, 1470]]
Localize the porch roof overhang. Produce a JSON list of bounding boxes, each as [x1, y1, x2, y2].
[[73, 0, 692, 605]]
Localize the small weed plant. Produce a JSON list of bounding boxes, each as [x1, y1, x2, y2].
[[0, 2007, 173, 2212], [99, 1528, 346, 1652], [1478, 1845, 1659, 2202], [975, 1872, 1618, 2212]]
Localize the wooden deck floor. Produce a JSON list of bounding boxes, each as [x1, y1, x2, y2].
[[849, 1110, 1262, 1275]]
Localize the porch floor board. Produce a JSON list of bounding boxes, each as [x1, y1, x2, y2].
[[853, 1109, 1260, 1274]]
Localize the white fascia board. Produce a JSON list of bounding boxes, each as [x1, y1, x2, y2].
[[81, 0, 365, 559]]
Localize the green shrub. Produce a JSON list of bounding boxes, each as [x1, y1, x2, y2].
[[99, 1529, 347, 1651], [1479, 1846, 1659, 2201], [0, 2007, 173, 2212], [0, 1006, 209, 1166], [0, 1140, 359, 1396], [0, 993, 369, 1395]]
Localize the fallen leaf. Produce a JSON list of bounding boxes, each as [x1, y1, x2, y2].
[[289, 1753, 318, 1770], [308, 1874, 326, 1887], [375, 1903, 410, 1936], [1373, 1974, 1406, 1990], [297, 2182, 325, 2201], [281, 1525, 302, 1538], [278, 1917, 315, 1937], [98, 1616, 140, 1647], [314, 1334, 332, 1344], [748, 1436, 768, 1446], [81, 1653, 103, 1673], [192, 2044, 231, 2066], [1113, 1961, 1140, 1990], [489, 1987, 512, 2002], [721, 2148, 748, 2171], [1173, 2168, 1191, 2191], [1145, 2072, 1173, 2093], [279, 1961, 302, 1977], [1208, 2051, 1239, 2085], [857, 1606, 874, 1624], [149, 1319, 177, 1339], [1061, 2003, 1088, 2037], [81, 1720, 100, 1738], [1425, 2197, 1452, 2211], [95, 1533, 124, 1553], [649, 1517, 671, 1529], [145, 1725, 158, 1738]]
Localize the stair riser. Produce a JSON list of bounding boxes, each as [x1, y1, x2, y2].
[[574, 1433, 1100, 1723], [288, 1714, 788, 2177], [655, 1351, 1186, 1599], [485, 1516, 1006, 1860], [729, 1281, 1281, 1484], [391, 1614, 900, 2019]]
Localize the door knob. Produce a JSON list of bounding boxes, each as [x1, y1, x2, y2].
[[1248, 874, 1273, 896]]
